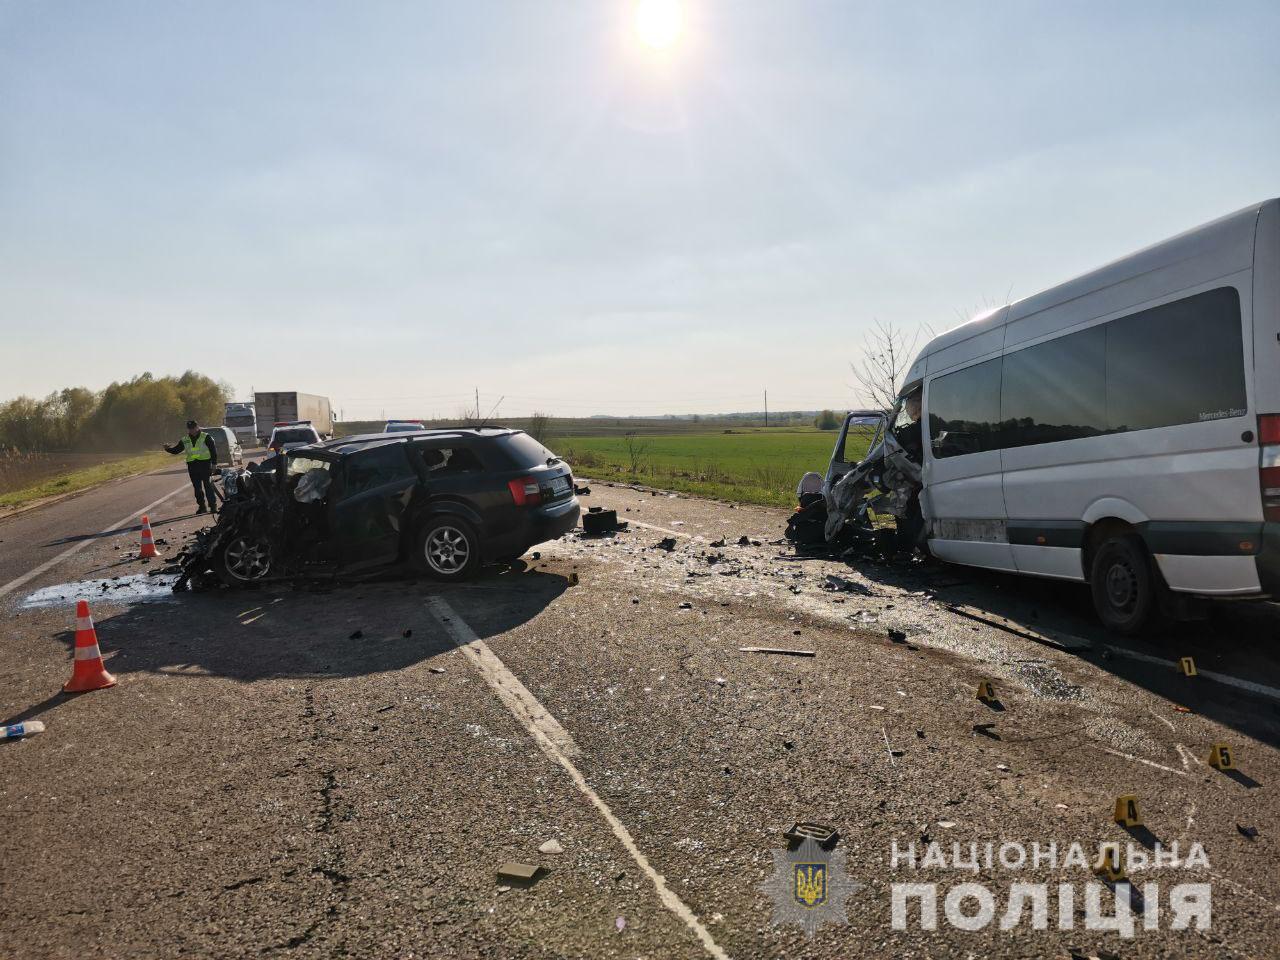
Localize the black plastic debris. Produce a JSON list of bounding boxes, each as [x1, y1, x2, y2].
[[573, 484, 591, 495], [739, 646, 815, 657], [678, 601, 693, 609], [654, 537, 677, 552], [888, 628, 907, 644], [1238, 824, 1259, 840], [349, 629, 364, 640], [784, 822, 839, 851], [824, 574, 872, 595], [402, 629, 412, 638], [583, 510, 627, 535], [710, 537, 726, 547], [737, 535, 750, 546]]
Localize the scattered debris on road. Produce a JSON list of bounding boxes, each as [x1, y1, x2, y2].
[[738, 646, 815, 657], [582, 508, 628, 535], [538, 839, 565, 855], [496, 862, 544, 886], [2, 720, 45, 741], [783, 822, 839, 850]]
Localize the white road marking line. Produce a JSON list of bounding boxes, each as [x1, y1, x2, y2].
[[1175, 743, 1203, 771], [629, 519, 693, 539], [424, 596, 730, 960], [1099, 644, 1280, 702], [1098, 746, 1190, 778], [426, 597, 580, 759], [0, 484, 187, 603]]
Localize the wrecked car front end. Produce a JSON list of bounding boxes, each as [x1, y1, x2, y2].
[[175, 451, 337, 591]]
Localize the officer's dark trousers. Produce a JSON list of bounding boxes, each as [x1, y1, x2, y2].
[[187, 460, 217, 512]]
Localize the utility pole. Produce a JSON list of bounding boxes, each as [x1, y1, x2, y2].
[[764, 389, 768, 428], [475, 387, 480, 420]]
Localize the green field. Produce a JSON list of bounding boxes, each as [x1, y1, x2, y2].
[[556, 428, 873, 507]]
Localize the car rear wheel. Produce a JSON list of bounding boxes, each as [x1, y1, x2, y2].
[[1089, 533, 1158, 635], [215, 534, 273, 587], [413, 517, 481, 581]]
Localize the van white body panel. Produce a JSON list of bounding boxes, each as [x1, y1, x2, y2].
[[1154, 555, 1261, 595], [929, 538, 1019, 572], [1009, 544, 1084, 581]]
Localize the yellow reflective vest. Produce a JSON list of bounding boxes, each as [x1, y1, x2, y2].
[[181, 432, 212, 463]]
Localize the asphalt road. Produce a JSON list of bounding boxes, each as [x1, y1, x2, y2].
[[3, 470, 1280, 959]]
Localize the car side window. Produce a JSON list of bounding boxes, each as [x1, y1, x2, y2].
[[419, 446, 483, 475], [343, 444, 415, 497]]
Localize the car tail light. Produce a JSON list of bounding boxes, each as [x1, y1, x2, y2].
[[508, 476, 542, 506], [1259, 415, 1280, 521]]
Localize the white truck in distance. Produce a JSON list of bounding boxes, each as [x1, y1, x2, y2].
[[223, 402, 258, 447], [253, 392, 334, 444]]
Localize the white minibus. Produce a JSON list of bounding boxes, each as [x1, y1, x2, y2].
[[843, 199, 1280, 634]]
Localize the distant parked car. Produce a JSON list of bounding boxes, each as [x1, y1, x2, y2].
[[178, 428, 581, 587], [205, 425, 244, 467], [266, 421, 321, 455], [383, 419, 424, 433]]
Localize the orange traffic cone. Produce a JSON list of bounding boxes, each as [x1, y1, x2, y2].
[[139, 515, 158, 559], [63, 600, 117, 693]]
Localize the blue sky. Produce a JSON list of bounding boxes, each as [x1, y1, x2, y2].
[[2, 1, 1277, 418]]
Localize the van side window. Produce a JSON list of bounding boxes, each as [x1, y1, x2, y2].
[[927, 357, 1001, 458], [1106, 287, 1245, 432], [1001, 325, 1107, 448]]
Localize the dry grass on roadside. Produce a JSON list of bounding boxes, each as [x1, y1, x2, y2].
[[0, 450, 172, 510]]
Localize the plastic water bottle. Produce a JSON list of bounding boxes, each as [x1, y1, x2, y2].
[[1, 720, 45, 740]]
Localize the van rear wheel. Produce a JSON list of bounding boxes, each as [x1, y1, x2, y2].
[[1090, 533, 1158, 635]]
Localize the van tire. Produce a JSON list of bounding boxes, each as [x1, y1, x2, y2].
[[412, 516, 481, 581], [1089, 533, 1158, 635]]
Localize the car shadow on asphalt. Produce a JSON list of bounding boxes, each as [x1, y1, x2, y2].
[[6, 562, 568, 725], [845, 554, 1280, 753]]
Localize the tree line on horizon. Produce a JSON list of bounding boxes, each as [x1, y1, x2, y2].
[[0, 371, 230, 453]]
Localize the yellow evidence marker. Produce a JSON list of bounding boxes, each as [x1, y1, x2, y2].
[[1208, 744, 1235, 770], [1179, 657, 1198, 677], [1113, 795, 1143, 828], [976, 680, 997, 704]]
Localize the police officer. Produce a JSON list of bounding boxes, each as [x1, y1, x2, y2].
[[164, 420, 219, 514]]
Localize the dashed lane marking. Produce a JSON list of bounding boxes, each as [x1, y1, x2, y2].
[[425, 595, 731, 960], [0, 484, 187, 603]]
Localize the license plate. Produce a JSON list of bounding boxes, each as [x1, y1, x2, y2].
[[548, 475, 571, 496]]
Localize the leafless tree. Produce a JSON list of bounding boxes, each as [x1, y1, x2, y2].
[[850, 319, 926, 414], [623, 433, 650, 476], [527, 411, 552, 444]]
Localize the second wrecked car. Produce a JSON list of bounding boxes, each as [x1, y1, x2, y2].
[[177, 428, 580, 588]]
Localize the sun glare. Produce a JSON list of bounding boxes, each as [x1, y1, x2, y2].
[[634, 0, 684, 51]]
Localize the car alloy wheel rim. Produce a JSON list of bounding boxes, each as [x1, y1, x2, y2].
[[426, 526, 470, 575], [225, 536, 271, 581], [1104, 559, 1137, 613]]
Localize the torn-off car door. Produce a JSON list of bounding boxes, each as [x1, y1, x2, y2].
[[823, 395, 924, 548], [331, 443, 419, 572]]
